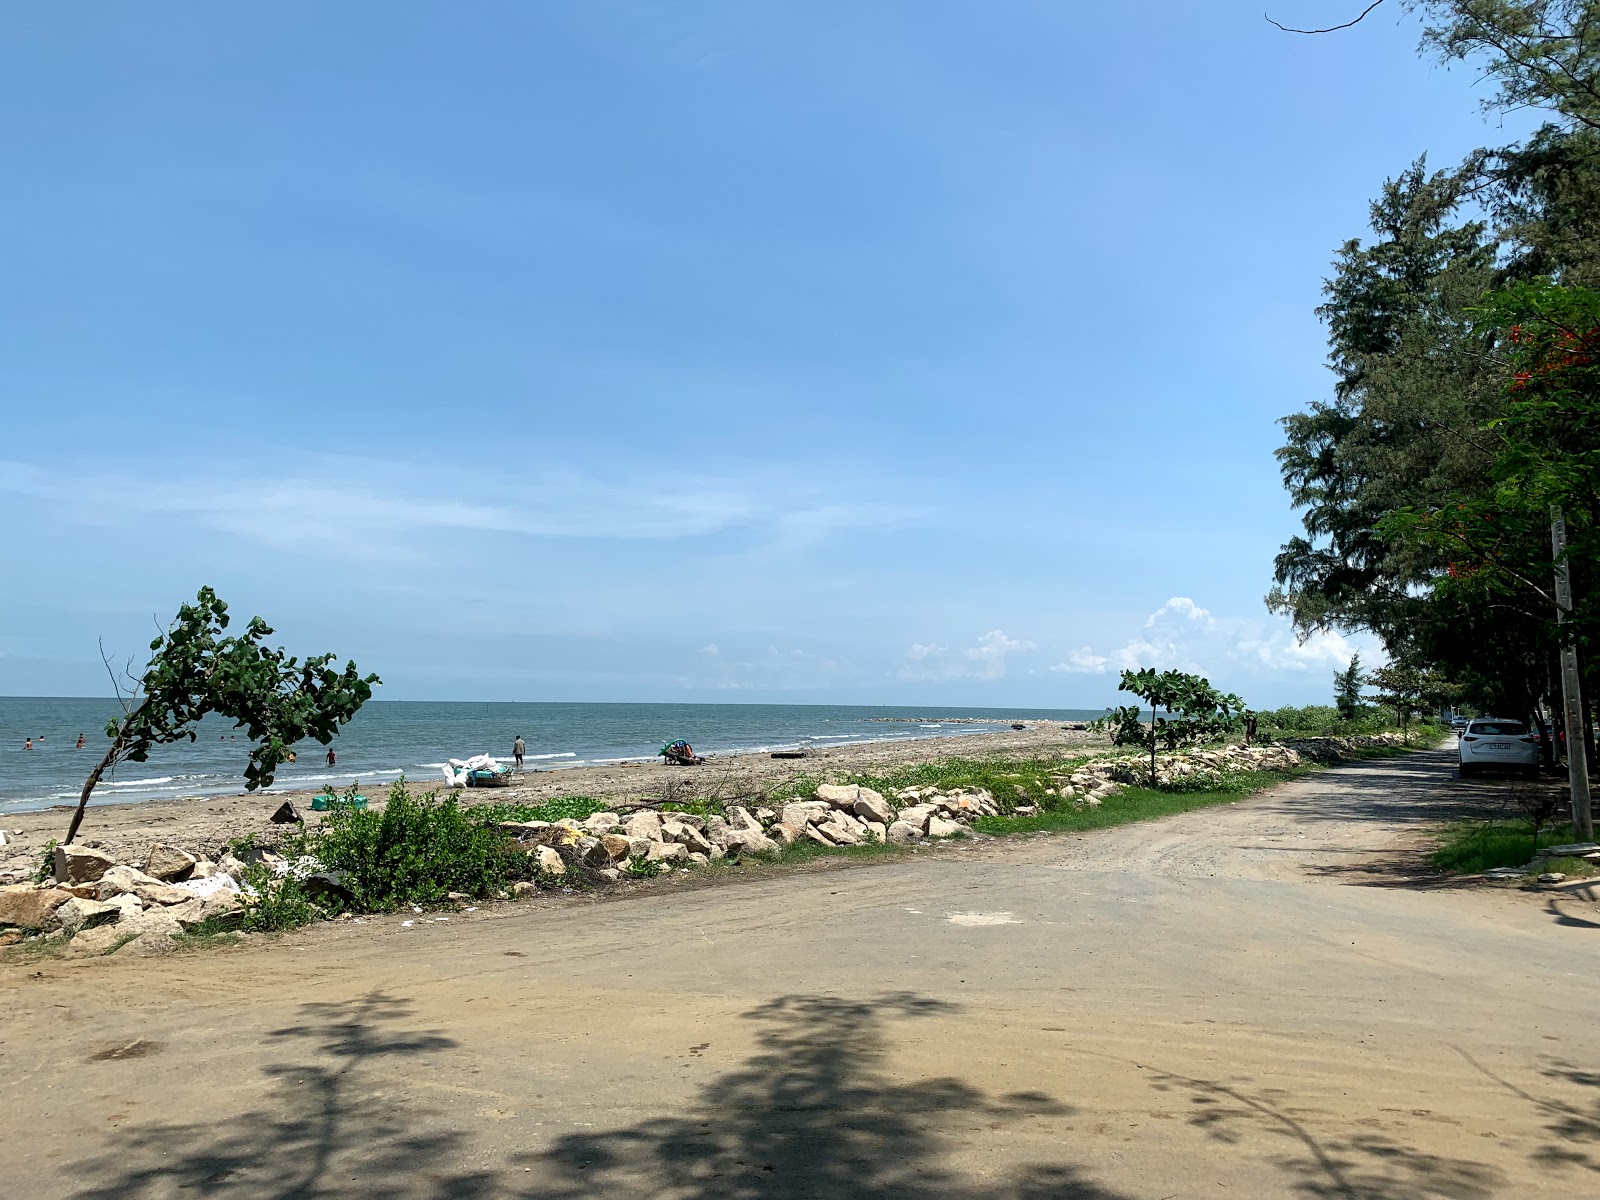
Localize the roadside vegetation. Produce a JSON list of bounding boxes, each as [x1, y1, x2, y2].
[[174, 729, 1418, 945], [1430, 817, 1600, 877]]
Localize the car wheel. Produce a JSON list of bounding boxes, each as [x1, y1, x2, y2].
[[1524, 765, 1540, 780], [1459, 763, 1474, 779]]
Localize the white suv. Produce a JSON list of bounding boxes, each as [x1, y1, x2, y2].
[[1458, 719, 1539, 779]]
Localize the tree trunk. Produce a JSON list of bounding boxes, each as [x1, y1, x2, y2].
[[64, 746, 119, 845]]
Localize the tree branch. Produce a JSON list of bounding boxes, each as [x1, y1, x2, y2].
[[1266, 0, 1387, 35]]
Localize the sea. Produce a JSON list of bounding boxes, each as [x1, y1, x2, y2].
[[0, 698, 1106, 816]]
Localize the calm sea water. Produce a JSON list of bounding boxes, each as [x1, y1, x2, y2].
[[0, 698, 1104, 815]]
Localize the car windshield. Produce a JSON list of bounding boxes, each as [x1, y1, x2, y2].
[[1469, 721, 1526, 736]]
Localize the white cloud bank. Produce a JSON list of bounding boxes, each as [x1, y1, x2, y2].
[[1052, 596, 1370, 680], [901, 629, 1036, 681]]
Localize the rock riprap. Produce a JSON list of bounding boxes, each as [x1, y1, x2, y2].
[[1, 734, 1404, 960]]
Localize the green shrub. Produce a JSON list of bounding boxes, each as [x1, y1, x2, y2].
[[239, 866, 321, 932], [315, 781, 536, 910], [468, 796, 610, 824], [1257, 704, 1404, 739]]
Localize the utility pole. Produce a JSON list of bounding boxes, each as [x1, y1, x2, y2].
[[1551, 506, 1593, 841]]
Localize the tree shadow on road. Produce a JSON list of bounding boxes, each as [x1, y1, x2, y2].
[[1453, 1048, 1600, 1178], [62, 989, 1132, 1200], [65, 990, 489, 1200], [524, 991, 1127, 1200], [1284, 751, 1577, 892], [1143, 1064, 1507, 1199]]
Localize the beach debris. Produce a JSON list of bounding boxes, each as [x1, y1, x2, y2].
[[144, 843, 198, 882], [269, 801, 303, 824], [770, 750, 807, 759], [443, 755, 514, 789], [311, 793, 367, 811], [659, 740, 704, 766]]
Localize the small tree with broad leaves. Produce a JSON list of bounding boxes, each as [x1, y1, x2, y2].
[[67, 587, 380, 844], [1105, 668, 1249, 785]]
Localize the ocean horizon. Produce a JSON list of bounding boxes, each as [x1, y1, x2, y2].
[[0, 697, 1108, 815]]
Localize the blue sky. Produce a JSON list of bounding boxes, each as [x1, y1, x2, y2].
[[0, 2, 1533, 707]]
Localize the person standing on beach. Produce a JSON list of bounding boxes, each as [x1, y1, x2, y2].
[[513, 735, 525, 770]]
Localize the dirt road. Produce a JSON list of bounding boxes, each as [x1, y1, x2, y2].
[[4, 748, 1597, 1199]]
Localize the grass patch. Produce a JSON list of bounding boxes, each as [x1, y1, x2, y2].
[[467, 795, 612, 824], [1431, 818, 1600, 875], [835, 754, 1103, 815], [972, 767, 1319, 835]]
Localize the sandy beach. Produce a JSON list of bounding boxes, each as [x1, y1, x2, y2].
[[0, 722, 1110, 882]]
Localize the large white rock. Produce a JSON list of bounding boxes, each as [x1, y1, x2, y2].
[[582, 812, 622, 835], [704, 816, 733, 848], [54, 844, 116, 885], [662, 819, 713, 855], [726, 806, 764, 833], [926, 815, 964, 839], [57, 896, 120, 933], [95, 865, 193, 907], [815, 817, 862, 846], [534, 846, 566, 875], [852, 791, 894, 825], [624, 811, 664, 841], [144, 843, 198, 882], [886, 821, 923, 844], [768, 823, 803, 847], [0, 885, 70, 931], [815, 783, 860, 810], [726, 829, 779, 856], [585, 834, 631, 868], [780, 801, 830, 829], [103, 893, 143, 920], [645, 841, 688, 864], [895, 805, 937, 832]]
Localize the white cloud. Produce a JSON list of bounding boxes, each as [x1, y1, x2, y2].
[[701, 643, 719, 656], [1144, 596, 1213, 629], [901, 629, 1035, 681], [1051, 647, 1110, 675], [1058, 597, 1380, 693], [0, 456, 908, 567]]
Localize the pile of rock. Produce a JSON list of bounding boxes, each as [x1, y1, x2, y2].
[[0, 842, 248, 956], [495, 781, 999, 876], [1274, 732, 1406, 762]]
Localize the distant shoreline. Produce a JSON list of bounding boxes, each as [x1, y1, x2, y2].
[[0, 722, 1112, 883]]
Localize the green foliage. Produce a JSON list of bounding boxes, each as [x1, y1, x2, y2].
[[32, 839, 58, 884], [315, 782, 536, 911], [1333, 653, 1369, 719], [1106, 668, 1248, 782], [837, 755, 1097, 817], [70, 586, 378, 843], [621, 857, 667, 879], [468, 796, 610, 824], [238, 866, 322, 932], [1415, 1, 1600, 131]]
